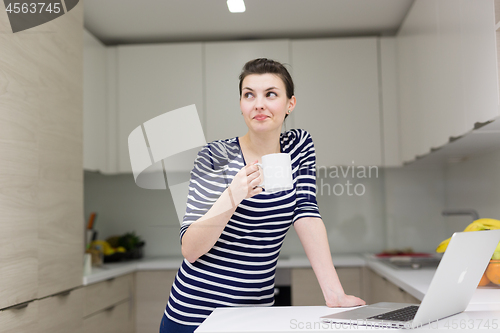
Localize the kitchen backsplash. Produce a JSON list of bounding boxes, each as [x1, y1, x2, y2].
[[84, 147, 500, 257]]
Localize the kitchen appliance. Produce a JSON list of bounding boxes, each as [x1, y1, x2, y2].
[[378, 255, 442, 270]]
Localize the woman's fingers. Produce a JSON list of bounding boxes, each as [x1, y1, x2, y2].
[[249, 184, 263, 196], [230, 160, 264, 200], [245, 164, 259, 176]]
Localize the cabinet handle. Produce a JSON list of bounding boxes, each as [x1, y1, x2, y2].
[[106, 277, 116, 282], [10, 301, 32, 310], [104, 305, 116, 312], [56, 290, 72, 297], [398, 287, 405, 293]]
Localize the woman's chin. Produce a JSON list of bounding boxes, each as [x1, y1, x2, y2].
[[250, 125, 280, 132]]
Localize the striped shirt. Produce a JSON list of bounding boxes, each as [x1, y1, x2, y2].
[[165, 128, 322, 326]]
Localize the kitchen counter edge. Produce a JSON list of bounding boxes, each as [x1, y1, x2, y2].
[[82, 254, 366, 286]]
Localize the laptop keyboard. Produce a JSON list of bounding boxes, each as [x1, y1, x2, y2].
[[367, 305, 419, 322]]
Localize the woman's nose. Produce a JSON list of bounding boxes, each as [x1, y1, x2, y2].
[[254, 96, 265, 109]]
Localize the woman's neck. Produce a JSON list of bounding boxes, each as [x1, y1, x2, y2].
[[240, 130, 281, 156]]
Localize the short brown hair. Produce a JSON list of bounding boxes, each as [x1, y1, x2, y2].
[[239, 58, 294, 120]]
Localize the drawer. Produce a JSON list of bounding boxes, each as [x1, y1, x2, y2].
[[84, 273, 133, 317], [0, 300, 38, 333], [83, 299, 133, 333], [38, 288, 84, 333]]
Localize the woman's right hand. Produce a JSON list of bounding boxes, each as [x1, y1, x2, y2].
[[228, 160, 263, 204]]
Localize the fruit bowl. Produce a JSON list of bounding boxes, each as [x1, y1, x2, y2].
[[479, 260, 500, 287]]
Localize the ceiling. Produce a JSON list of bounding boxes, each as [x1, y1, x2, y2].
[[84, 0, 415, 45]]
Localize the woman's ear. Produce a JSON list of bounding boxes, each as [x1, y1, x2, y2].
[[288, 96, 296, 112]]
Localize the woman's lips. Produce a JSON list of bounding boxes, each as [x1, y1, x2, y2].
[[254, 115, 268, 120]]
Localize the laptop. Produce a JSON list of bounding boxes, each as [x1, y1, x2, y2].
[[321, 230, 500, 329]]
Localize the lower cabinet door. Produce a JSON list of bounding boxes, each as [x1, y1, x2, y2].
[[84, 274, 133, 317], [83, 300, 133, 333], [291, 267, 362, 306], [368, 268, 421, 304], [135, 270, 177, 333], [38, 288, 84, 333], [0, 300, 38, 333]]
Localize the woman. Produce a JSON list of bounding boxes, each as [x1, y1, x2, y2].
[[160, 58, 365, 333]]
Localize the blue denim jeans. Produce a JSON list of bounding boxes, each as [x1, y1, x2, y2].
[[160, 313, 197, 333]]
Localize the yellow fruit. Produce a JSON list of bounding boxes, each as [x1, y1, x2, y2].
[[478, 273, 491, 286], [485, 260, 500, 285], [116, 247, 126, 253], [436, 238, 450, 253], [106, 236, 120, 248], [478, 218, 500, 229], [436, 219, 500, 254], [90, 240, 114, 256]]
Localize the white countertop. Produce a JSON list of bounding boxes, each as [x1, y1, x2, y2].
[[363, 254, 500, 306], [82, 256, 183, 285], [83, 253, 500, 307], [193, 253, 500, 332], [277, 254, 366, 268], [195, 305, 500, 332], [82, 254, 365, 285]]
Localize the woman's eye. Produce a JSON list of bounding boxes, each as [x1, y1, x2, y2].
[[244, 92, 253, 98], [267, 92, 277, 97]]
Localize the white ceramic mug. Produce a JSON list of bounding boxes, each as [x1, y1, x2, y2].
[[255, 153, 293, 193]]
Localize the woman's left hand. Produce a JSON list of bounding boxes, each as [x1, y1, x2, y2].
[[326, 293, 366, 308]]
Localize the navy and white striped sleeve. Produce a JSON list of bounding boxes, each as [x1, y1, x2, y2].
[[292, 130, 322, 224], [179, 143, 229, 242]]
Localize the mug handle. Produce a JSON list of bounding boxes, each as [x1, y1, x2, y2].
[[255, 163, 265, 188]]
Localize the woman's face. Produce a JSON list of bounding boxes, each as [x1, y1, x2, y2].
[[240, 73, 296, 134]]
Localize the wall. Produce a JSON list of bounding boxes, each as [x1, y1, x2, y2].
[[86, 146, 500, 257], [384, 166, 448, 252], [445, 147, 500, 228], [84, 171, 182, 257], [84, 164, 387, 257]]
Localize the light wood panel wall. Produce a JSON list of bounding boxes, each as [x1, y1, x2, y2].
[[0, 1, 84, 308]]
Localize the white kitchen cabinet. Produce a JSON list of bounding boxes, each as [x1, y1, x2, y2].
[[380, 37, 402, 167], [83, 30, 108, 172], [291, 38, 382, 167], [117, 43, 204, 173], [204, 39, 291, 143], [135, 270, 177, 333], [397, 0, 499, 163]]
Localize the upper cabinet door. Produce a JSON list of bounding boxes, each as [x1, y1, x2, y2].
[[397, 0, 441, 162], [457, 0, 498, 126], [204, 40, 290, 143], [117, 43, 204, 173], [397, 0, 499, 163], [83, 30, 108, 172], [291, 38, 382, 167]]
